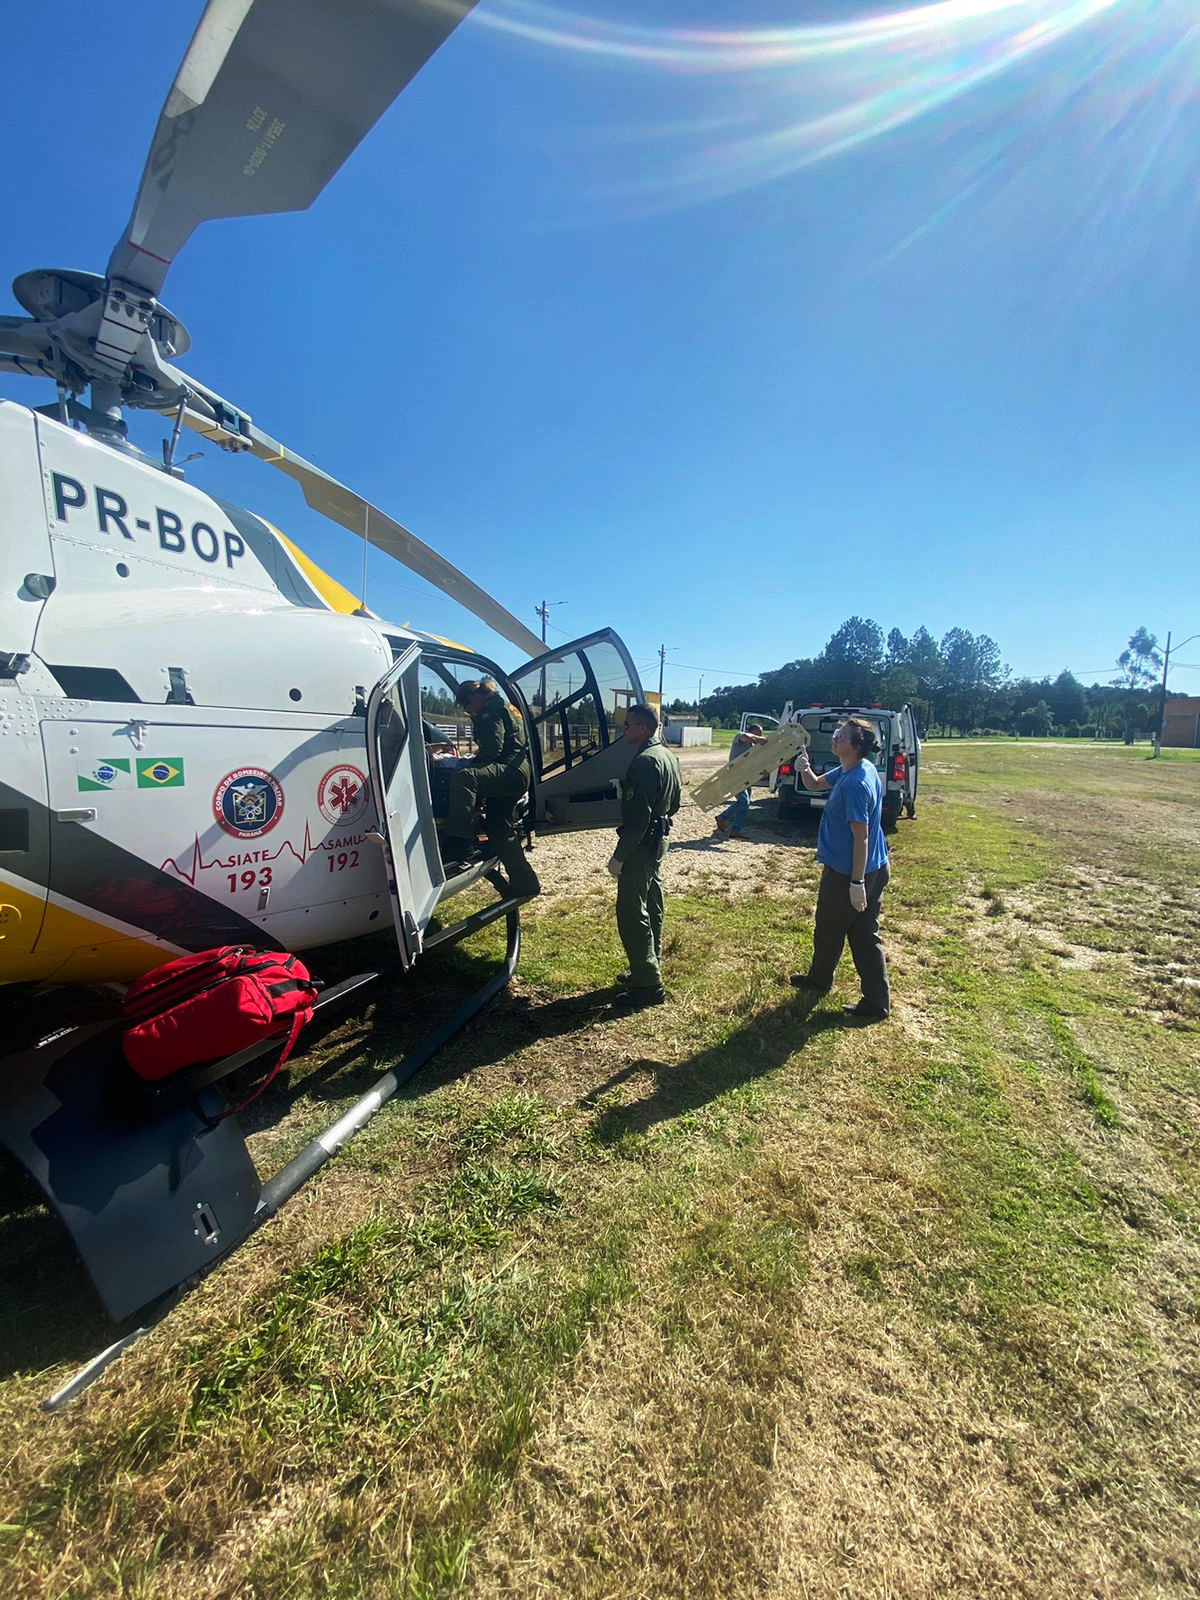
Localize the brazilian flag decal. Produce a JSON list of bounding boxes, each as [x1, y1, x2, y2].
[[137, 758, 185, 789]]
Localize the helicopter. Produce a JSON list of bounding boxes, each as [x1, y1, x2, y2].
[[0, 0, 646, 1398]]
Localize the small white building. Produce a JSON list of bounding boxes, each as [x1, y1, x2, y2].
[[663, 718, 712, 747]]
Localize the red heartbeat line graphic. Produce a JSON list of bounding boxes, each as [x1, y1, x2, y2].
[[161, 816, 369, 887]]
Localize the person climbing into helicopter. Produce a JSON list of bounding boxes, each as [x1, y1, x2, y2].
[[441, 679, 540, 896]]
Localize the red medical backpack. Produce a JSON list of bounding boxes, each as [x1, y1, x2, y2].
[[121, 945, 318, 1085]]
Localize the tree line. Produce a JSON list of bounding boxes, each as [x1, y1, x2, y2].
[[672, 621, 1165, 739]]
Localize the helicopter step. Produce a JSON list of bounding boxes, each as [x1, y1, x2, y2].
[[0, 890, 528, 1408]]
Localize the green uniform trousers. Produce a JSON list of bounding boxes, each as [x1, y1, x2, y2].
[[446, 759, 529, 849], [615, 834, 668, 990], [493, 835, 541, 898]]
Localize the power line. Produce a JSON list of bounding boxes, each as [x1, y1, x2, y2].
[[670, 660, 760, 677]]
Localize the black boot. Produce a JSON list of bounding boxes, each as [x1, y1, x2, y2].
[[614, 984, 666, 1009], [842, 1000, 889, 1025], [441, 838, 482, 872]]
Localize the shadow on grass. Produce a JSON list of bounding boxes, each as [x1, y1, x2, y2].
[[403, 977, 847, 1140], [670, 809, 820, 856], [583, 999, 844, 1139], [275, 938, 513, 1113], [0, 1154, 114, 1382]]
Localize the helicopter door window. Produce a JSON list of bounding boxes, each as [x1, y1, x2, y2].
[[525, 667, 600, 777], [375, 686, 408, 791], [418, 666, 461, 748], [416, 664, 463, 819], [521, 640, 636, 777]]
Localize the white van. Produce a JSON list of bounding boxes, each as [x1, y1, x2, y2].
[[739, 703, 920, 829]]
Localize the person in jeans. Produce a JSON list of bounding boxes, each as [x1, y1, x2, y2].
[[715, 723, 768, 838], [789, 717, 890, 1024]]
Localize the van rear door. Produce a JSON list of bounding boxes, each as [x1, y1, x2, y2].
[[899, 704, 919, 816]]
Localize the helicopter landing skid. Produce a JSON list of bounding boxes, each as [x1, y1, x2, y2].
[[0, 895, 526, 1411]]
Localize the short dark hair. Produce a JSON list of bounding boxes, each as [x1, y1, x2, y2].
[[842, 717, 879, 757], [626, 703, 658, 732], [746, 724, 763, 735]]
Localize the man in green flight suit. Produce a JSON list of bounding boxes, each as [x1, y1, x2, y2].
[[442, 679, 540, 897], [607, 702, 681, 1007]]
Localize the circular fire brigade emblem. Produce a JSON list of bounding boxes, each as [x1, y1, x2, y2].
[[317, 764, 369, 827], [213, 767, 285, 838]]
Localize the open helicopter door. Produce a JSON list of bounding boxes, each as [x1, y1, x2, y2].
[[509, 630, 645, 831], [365, 644, 444, 964]]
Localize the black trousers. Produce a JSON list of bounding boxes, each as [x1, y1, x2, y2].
[[808, 863, 890, 1013]]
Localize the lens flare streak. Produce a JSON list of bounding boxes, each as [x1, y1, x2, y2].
[[475, 0, 1197, 238]]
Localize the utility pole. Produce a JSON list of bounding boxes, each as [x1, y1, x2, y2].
[[697, 674, 704, 711], [535, 599, 566, 647], [1154, 630, 1200, 756], [534, 602, 566, 737], [1154, 631, 1172, 756], [658, 643, 675, 703]]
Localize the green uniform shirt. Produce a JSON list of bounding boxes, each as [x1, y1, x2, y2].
[[615, 734, 681, 865], [471, 691, 529, 767]]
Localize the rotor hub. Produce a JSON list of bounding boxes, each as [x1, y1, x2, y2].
[[12, 268, 191, 357]]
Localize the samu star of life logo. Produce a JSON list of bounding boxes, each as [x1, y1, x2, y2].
[[317, 764, 369, 827]]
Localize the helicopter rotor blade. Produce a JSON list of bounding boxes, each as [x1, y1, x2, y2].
[[0, 317, 61, 381], [0, 317, 52, 360], [179, 401, 546, 658], [108, 0, 479, 298]]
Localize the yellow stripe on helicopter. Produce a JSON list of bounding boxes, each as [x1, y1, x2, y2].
[[0, 874, 178, 986], [264, 522, 467, 648], [265, 523, 365, 615]]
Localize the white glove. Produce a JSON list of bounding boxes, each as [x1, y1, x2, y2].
[[849, 880, 868, 913], [607, 856, 623, 878]]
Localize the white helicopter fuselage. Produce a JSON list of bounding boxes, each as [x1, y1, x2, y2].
[[1, 399, 643, 989], [0, 399, 459, 985]]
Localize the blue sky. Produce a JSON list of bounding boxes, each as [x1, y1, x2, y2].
[[4, 0, 1199, 703]]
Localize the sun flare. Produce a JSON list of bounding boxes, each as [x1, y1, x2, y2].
[[477, 0, 1199, 233]]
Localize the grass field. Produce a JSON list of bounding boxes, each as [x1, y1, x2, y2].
[[1, 741, 1198, 1598]]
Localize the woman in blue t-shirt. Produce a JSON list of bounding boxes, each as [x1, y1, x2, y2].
[[788, 717, 890, 1023]]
